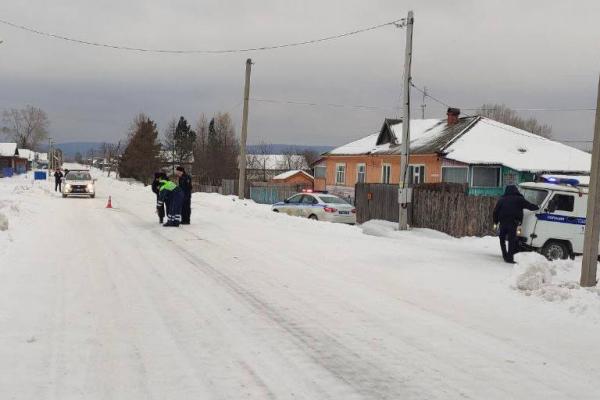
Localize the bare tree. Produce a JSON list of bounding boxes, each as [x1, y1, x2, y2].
[[1, 105, 50, 149], [163, 118, 178, 174], [301, 149, 320, 167], [100, 142, 121, 177], [247, 141, 273, 181], [477, 104, 552, 138], [279, 147, 307, 170], [193, 112, 239, 185]]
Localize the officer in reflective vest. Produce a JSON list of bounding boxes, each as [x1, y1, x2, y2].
[[157, 178, 184, 227]]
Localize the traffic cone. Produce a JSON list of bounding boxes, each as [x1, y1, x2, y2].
[[106, 196, 113, 208]]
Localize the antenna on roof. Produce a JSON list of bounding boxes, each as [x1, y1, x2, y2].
[[420, 86, 427, 119]]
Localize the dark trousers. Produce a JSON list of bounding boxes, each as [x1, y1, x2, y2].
[[168, 191, 184, 224], [499, 222, 518, 262], [156, 198, 165, 222], [55, 180, 61, 192], [182, 195, 191, 224]]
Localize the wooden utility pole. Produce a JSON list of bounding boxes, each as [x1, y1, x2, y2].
[[581, 75, 600, 287], [398, 11, 414, 230], [238, 58, 252, 199]]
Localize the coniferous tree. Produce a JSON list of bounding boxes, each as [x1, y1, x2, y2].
[[119, 114, 161, 185]]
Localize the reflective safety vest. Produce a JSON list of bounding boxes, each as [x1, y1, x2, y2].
[[159, 179, 177, 192]]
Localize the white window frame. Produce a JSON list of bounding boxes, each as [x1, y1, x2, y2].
[[314, 165, 327, 179], [441, 166, 469, 184], [381, 163, 392, 184], [356, 163, 366, 183], [408, 164, 425, 185], [335, 163, 346, 185], [470, 166, 502, 188]]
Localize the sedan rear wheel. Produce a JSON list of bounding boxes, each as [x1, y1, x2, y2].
[[308, 214, 318, 221]]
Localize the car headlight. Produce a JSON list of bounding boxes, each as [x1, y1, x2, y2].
[[87, 183, 94, 192], [517, 226, 522, 236], [65, 183, 71, 192]]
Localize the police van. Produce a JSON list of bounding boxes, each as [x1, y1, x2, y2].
[[517, 176, 590, 260]]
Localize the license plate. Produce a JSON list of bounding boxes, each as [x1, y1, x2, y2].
[[338, 211, 350, 215]]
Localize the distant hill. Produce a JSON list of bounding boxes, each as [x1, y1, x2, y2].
[[46, 142, 333, 158]]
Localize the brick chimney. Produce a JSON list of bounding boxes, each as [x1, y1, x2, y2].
[[447, 107, 460, 125]]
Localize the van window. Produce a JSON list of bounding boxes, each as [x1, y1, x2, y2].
[[549, 194, 574, 212], [520, 188, 548, 207]]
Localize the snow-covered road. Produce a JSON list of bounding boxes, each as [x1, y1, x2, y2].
[[1, 169, 600, 399]]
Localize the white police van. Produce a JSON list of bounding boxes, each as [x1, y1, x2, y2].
[[518, 176, 590, 260]]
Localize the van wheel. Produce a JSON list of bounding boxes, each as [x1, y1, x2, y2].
[[308, 214, 318, 221], [542, 241, 569, 261]]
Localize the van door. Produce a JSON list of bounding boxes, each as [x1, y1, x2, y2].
[[533, 192, 580, 251]]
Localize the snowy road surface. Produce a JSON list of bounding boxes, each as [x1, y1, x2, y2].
[[1, 168, 600, 399]]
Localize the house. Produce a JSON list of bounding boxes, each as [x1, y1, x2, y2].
[[314, 108, 591, 198], [0, 143, 28, 176], [17, 149, 38, 170], [246, 154, 309, 182], [271, 170, 314, 186]]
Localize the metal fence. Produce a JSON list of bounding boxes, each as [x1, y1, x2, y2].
[[355, 183, 498, 237]]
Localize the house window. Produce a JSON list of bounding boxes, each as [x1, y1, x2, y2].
[[471, 166, 501, 187], [442, 167, 468, 184], [408, 165, 425, 185], [356, 164, 366, 183], [314, 165, 326, 179], [335, 163, 346, 185], [382, 164, 392, 184]]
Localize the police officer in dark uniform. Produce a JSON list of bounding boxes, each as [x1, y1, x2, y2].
[[493, 185, 539, 263], [151, 172, 167, 224], [53, 168, 63, 192], [175, 166, 193, 225], [157, 177, 184, 227]]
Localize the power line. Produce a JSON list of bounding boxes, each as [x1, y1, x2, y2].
[[0, 17, 404, 54], [410, 82, 451, 108], [251, 97, 396, 112]]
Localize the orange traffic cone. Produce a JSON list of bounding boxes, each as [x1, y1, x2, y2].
[[106, 196, 113, 209]]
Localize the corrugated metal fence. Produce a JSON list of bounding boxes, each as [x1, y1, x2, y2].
[[355, 183, 498, 237]]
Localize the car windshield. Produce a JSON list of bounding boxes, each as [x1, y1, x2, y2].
[[318, 195, 349, 205], [66, 172, 92, 181], [519, 188, 548, 207]]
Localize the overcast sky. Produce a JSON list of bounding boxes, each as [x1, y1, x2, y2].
[[0, 0, 599, 149]]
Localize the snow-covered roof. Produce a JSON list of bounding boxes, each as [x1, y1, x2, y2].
[[327, 117, 591, 173], [246, 154, 308, 170], [272, 170, 314, 181], [0, 143, 18, 157], [18, 149, 35, 161], [444, 118, 590, 173]]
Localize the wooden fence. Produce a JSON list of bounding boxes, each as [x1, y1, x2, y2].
[[355, 183, 498, 237]]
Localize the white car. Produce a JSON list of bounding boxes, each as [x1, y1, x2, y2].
[[62, 170, 96, 198], [272, 191, 356, 224]]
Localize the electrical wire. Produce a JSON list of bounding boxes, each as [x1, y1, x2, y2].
[[0, 17, 404, 54]]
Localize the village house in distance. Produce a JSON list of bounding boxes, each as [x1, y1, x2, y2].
[[314, 108, 591, 199]]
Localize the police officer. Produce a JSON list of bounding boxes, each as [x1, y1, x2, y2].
[[157, 177, 184, 227], [151, 172, 167, 224], [493, 185, 539, 263], [53, 168, 63, 192], [175, 166, 193, 225]]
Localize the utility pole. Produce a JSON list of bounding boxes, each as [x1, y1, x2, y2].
[[238, 58, 252, 199], [420, 86, 427, 119], [398, 11, 414, 230], [581, 75, 600, 287]]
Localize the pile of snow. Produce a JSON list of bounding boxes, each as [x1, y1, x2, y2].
[[361, 219, 397, 238], [512, 252, 600, 307]]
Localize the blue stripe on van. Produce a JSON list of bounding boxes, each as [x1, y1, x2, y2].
[[536, 213, 586, 225]]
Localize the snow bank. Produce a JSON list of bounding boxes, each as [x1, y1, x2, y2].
[[361, 220, 397, 238], [512, 252, 600, 315]]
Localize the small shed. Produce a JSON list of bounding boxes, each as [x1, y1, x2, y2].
[[0, 143, 28, 176], [271, 170, 314, 186]]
